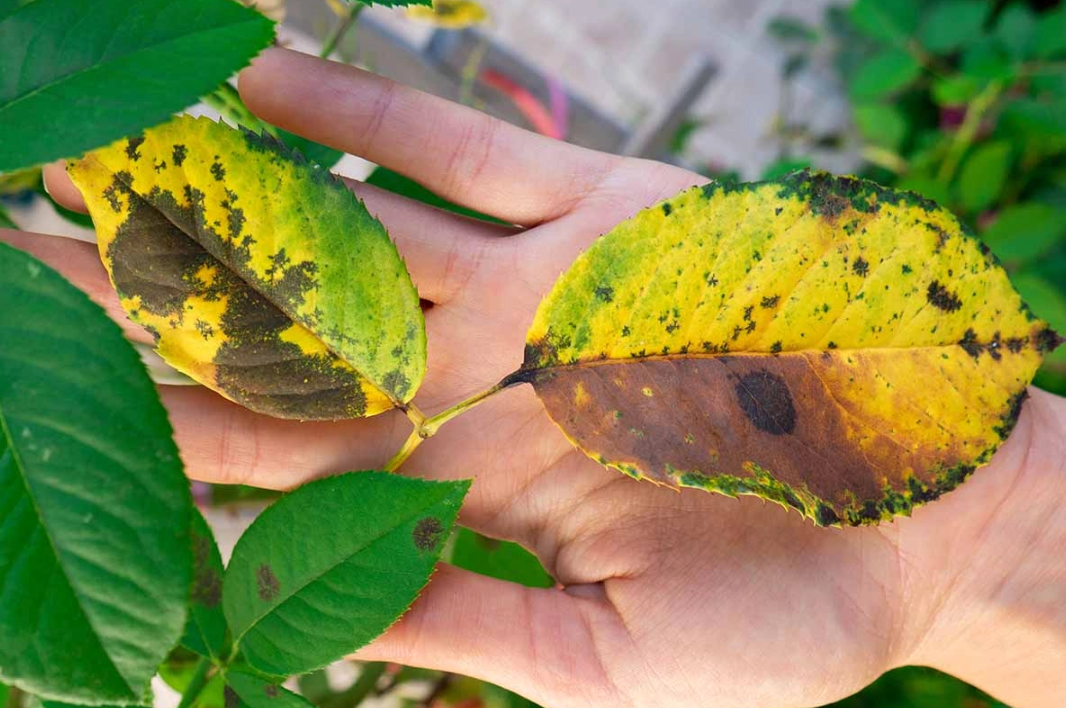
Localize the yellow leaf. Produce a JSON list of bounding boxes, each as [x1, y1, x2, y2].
[[405, 0, 489, 28], [69, 116, 425, 420], [521, 171, 1061, 526]]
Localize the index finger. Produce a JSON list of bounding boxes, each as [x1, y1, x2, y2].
[[238, 48, 625, 227]]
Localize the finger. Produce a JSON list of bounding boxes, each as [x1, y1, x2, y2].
[[354, 564, 623, 708], [43, 160, 87, 213], [0, 229, 151, 344], [49, 155, 512, 304], [239, 48, 624, 227]]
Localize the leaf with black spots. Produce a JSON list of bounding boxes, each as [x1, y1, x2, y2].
[[68, 115, 425, 420], [520, 171, 1060, 527], [0, 242, 192, 702], [223, 671, 312, 708], [222, 472, 469, 676], [182, 509, 229, 660]]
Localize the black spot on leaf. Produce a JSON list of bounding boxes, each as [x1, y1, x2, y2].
[[211, 161, 226, 181], [172, 144, 187, 166], [661, 202, 672, 216], [760, 295, 779, 309], [126, 135, 145, 161], [926, 280, 962, 312], [958, 329, 983, 359], [256, 564, 280, 602], [852, 257, 869, 277], [734, 370, 796, 435], [594, 285, 614, 303], [224, 686, 240, 708], [413, 517, 444, 551]]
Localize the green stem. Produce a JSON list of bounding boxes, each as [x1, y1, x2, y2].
[[937, 81, 1003, 184], [384, 372, 527, 472], [176, 657, 214, 708], [320, 662, 387, 708], [320, 2, 365, 59]]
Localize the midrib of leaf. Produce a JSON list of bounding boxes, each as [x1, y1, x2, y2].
[[0, 384, 133, 697], [0, 5, 270, 119], [232, 494, 448, 645]]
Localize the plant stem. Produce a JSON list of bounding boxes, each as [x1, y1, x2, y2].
[[320, 2, 365, 59], [418, 672, 454, 708], [176, 657, 214, 708], [937, 81, 1003, 184], [320, 662, 387, 708], [384, 372, 528, 472]]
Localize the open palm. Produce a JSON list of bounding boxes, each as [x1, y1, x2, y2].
[[8, 48, 1064, 708]]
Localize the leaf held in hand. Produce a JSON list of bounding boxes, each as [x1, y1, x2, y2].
[[521, 171, 1061, 527], [68, 115, 425, 420], [222, 472, 469, 676]]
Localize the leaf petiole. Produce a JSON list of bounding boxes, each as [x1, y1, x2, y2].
[[175, 656, 214, 708]]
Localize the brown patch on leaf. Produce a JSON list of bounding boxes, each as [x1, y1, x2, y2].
[[926, 280, 962, 312], [256, 564, 280, 602], [413, 517, 444, 551]]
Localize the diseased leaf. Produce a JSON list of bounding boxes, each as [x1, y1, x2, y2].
[[182, 509, 229, 660], [405, 0, 489, 28], [0, 0, 275, 171], [0, 242, 192, 702], [223, 472, 469, 676], [520, 171, 1060, 527], [223, 671, 312, 708], [68, 115, 425, 420]]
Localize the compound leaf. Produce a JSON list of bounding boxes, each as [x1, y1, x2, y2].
[[521, 171, 1060, 527], [68, 115, 425, 420], [0, 242, 192, 702], [0, 0, 274, 171], [223, 472, 469, 676]]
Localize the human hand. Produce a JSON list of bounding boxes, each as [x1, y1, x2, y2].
[[13, 47, 1066, 708]]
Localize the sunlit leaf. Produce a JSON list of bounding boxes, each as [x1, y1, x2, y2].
[[0, 0, 275, 171], [405, 0, 489, 28], [68, 115, 425, 420], [223, 472, 469, 676], [0, 242, 192, 701], [519, 171, 1060, 527]]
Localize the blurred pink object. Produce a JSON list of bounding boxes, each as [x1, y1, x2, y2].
[[480, 68, 564, 139]]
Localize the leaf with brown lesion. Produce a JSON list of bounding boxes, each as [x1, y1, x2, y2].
[[521, 171, 1061, 526], [68, 116, 425, 420]]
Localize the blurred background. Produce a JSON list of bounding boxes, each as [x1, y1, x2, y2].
[[3, 0, 1062, 706]]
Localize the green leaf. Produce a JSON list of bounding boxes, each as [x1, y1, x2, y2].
[[0, 241, 193, 702], [931, 74, 981, 105], [896, 174, 953, 206], [961, 38, 1015, 82], [68, 115, 426, 419], [761, 158, 812, 181], [993, 4, 1037, 60], [0, 0, 275, 171], [919, 1, 988, 54], [956, 141, 1012, 213], [449, 528, 554, 588], [276, 129, 343, 170], [365, 166, 507, 225], [223, 472, 469, 676], [521, 172, 1058, 527], [848, 0, 920, 43], [0, 203, 14, 229], [981, 203, 1066, 263], [766, 17, 819, 43], [224, 671, 313, 708], [852, 103, 907, 150], [182, 509, 229, 660], [848, 48, 922, 101], [1035, 6, 1066, 58], [359, 0, 431, 6], [0, 682, 7, 708]]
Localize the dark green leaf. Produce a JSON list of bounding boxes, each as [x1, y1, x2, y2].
[[223, 472, 470, 676], [848, 0, 920, 43], [224, 671, 312, 708], [931, 74, 981, 105], [366, 166, 507, 225], [0, 682, 7, 708], [767, 17, 819, 43], [981, 203, 1066, 263], [449, 528, 554, 588], [961, 38, 1015, 81], [0, 203, 14, 229], [0, 0, 275, 171], [993, 4, 1037, 59], [1000, 99, 1066, 149], [1035, 6, 1066, 58], [919, 1, 988, 54], [852, 103, 907, 150], [848, 48, 922, 100], [956, 141, 1011, 213], [182, 509, 229, 660], [0, 242, 192, 702]]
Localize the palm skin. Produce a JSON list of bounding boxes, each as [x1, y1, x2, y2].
[[5, 47, 1064, 708]]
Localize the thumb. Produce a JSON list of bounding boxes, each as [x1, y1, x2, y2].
[[353, 564, 623, 708]]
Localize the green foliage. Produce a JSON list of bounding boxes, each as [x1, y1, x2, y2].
[[848, 48, 922, 100], [0, 241, 193, 702], [820, 665, 1007, 708], [0, 204, 14, 229], [224, 670, 316, 708], [182, 509, 230, 661], [366, 166, 507, 224], [0, 0, 274, 171], [449, 528, 554, 588], [919, 1, 988, 53], [223, 472, 469, 676]]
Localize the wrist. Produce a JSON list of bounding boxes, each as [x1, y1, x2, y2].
[[898, 388, 1066, 706]]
